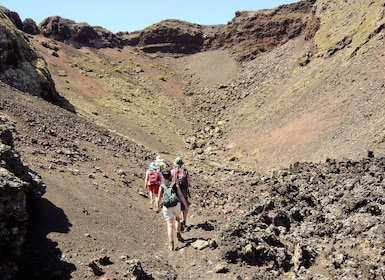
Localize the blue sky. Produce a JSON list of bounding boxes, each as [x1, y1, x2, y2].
[[1, 0, 298, 33]]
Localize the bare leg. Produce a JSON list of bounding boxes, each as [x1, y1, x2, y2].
[[167, 218, 174, 242], [154, 194, 159, 210], [175, 216, 184, 242], [149, 191, 153, 206], [175, 216, 181, 232], [167, 218, 175, 251]]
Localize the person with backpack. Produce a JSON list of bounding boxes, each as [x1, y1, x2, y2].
[[144, 162, 163, 211], [157, 167, 189, 251], [171, 157, 190, 231]]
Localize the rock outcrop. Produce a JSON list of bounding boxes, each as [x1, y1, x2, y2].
[[215, 153, 385, 279], [0, 114, 46, 280], [39, 16, 127, 48], [22, 18, 40, 35], [135, 19, 204, 54], [0, 8, 69, 109], [33, 0, 317, 59], [125, 0, 317, 58], [212, 0, 317, 61]]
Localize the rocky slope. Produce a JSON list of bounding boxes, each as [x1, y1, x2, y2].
[[0, 0, 385, 279], [1, 81, 384, 280]]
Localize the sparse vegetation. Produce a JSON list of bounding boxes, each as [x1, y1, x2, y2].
[[41, 40, 60, 51], [377, 131, 385, 143], [251, 148, 259, 156], [112, 66, 123, 73], [1, 1, 385, 279], [228, 151, 242, 161]]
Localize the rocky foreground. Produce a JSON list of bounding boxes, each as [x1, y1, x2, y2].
[[211, 154, 385, 279], [1, 128, 383, 279], [0, 114, 46, 278]]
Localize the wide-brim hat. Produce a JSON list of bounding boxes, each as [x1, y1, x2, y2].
[[155, 155, 164, 162], [149, 162, 158, 170], [173, 157, 184, 167]]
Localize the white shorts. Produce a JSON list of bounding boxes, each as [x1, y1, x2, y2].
[[162, 202, 181, 221]]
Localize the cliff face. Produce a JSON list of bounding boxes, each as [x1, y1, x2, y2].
[[0, 112, 46, 280], [206, 0, 317, 61], [27, 1, 317, 59], [39, 16, 126, 48], [128, 0, 317, 59], [0, 8, 69, 108], [135, 19, 204, 54]]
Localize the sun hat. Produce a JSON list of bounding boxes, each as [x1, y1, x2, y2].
[[173, 157, 184, 167], [149, 162, 158, 170], [155, 155, 164, 162]]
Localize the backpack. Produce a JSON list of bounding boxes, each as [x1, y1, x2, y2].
[[148, 169, 160, 185], [162, 182, 179, 208], [174, 167, 188, 190]]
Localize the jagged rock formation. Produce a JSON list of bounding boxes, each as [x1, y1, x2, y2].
[[22, 18, 40, 35], [0, 7, 23, 30], [121, 0, 317, 59], [0, 114, 46, 280], [33, 0, 317, 59], [207, 0, 317, 61], [215, 153, 385, 279], [0, 6, 40, 35], [134, 19, 204, 54], [39, 16, 127, 48], [0, 8, 70, 109]]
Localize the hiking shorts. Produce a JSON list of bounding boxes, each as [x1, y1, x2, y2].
[[162, 202, 181, 221], [148, 184, 160, 195]]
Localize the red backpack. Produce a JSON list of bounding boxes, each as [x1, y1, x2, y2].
[[148, 170, 160, 185], [173, 167, 188, 190]]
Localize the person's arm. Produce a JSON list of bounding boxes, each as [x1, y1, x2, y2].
[[159, 171, 164, 185], [144, 170, 148, 189], [157, 186, 163, 212], [176, 185, 189, 213], [171, 169, 176, 183], [186, 170, 191, 197]]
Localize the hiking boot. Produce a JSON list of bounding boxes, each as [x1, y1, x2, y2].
[[180, 221, 185, 232], [169, 242, 174, 251], [177, 232, 184, 242]]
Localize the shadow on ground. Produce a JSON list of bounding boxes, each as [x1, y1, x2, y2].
[[16, 197, 76, 280]]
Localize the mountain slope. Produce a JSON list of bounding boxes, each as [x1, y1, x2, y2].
[[1, 0, 385, 279], [26, 0, 385, 172], [177, 0, 385, 171]]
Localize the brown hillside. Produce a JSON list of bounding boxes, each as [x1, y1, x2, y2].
[[0, 0, 385, 279]]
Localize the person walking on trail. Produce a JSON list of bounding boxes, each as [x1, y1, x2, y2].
[[171, 157, 190, 231], [158, 167, 189, 251], [155, 155, 166, 172], [144, 162, 163, 211]]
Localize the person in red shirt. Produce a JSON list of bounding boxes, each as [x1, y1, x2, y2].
[[171, 157, 190, 231], [144, 162, 163, 211]]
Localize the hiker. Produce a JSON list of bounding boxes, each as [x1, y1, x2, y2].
[[144, 162, 163, 211], [171, 157, 190, 231], [155, 155, 166, 172], [158, 167, 189, 251]]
